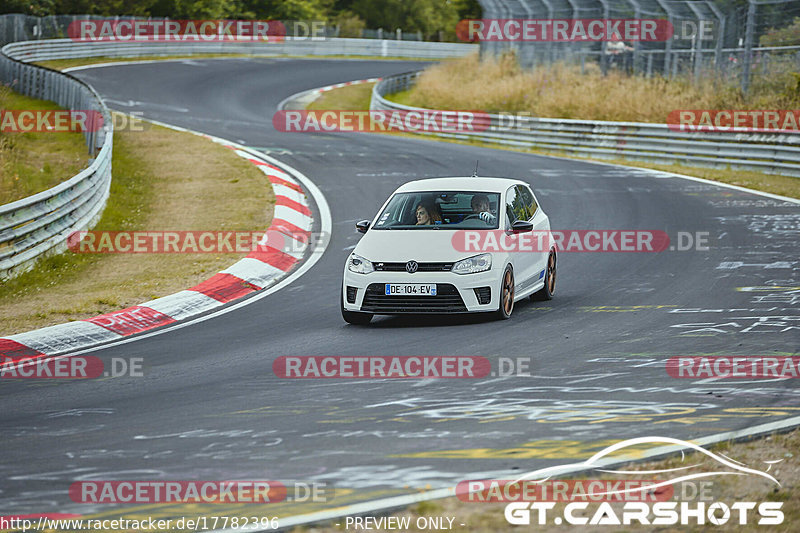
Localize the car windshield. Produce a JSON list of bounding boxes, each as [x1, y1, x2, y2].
[[373, 191, 501, 230]]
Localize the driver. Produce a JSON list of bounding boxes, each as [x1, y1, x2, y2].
[[415, 199, 442, 225], [471, 194, 497, 224]]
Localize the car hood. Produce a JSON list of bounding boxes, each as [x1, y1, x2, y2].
[[354, 229, 477, 263]]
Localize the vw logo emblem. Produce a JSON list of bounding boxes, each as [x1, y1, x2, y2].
[[405, 260, 419, 273]]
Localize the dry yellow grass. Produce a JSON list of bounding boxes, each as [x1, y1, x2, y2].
[[397, 52, 799, 122], [0, 119, 273, 335]]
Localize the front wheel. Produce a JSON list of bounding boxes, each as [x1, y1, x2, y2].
[[341, 289, 372, 325], [495, 265, 515, 320], [533, 249, 556, 301]]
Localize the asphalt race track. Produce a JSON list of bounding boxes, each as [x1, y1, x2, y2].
[[1, 57, 798, 520]]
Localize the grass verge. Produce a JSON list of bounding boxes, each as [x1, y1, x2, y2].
[[307, 82, 375, 111], [0, 114, 273, 336], [396, 52, 800, 121], [292, 428, 800, 532], [0, 85, 89, 203], [305, 81, 799, 199]]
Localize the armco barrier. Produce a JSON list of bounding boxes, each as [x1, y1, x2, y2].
[[0, 43, 112, 280], [371, 71, 800, 178]]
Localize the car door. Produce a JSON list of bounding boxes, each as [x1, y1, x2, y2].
[[519, 184, 549, 286], [513, 185, 543, 290], [504, 185, 534, 292]]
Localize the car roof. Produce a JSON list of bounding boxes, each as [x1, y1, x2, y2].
[[394, 176, 529, 193]]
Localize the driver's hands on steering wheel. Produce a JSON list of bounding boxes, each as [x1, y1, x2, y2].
[[478, 211, 496, 224]]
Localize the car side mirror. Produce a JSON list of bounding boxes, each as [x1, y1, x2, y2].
[[356, 220, 371, 234], [511, 220, 534, 233]]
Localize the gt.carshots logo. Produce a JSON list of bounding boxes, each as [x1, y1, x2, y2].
[[502, 437, 784, 526], [272, 110, 489, 133], [505, 500, 783, 526]]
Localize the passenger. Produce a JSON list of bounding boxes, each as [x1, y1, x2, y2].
[[415, 199, 442, 225], [471, 194, 497, 224]]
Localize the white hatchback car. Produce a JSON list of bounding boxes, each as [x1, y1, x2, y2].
[[341, 177, 556, 324]]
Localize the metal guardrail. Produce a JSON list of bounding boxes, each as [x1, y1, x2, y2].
[[1, 43, 113, 280], [372, 71, 800, 178], [3, 38, 476, 63]]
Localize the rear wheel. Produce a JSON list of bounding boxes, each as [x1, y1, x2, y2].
[[495, 265, 515, 320], [533, 250, 556, 301], [341, 289, 372, 325]]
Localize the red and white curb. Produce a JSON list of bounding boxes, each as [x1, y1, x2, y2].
[[0, 125, 316, 362], [316, 78, 381, 94], [277, 78, 381, 111]]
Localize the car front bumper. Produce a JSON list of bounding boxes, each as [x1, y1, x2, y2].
[[342, 268, 501, 314]]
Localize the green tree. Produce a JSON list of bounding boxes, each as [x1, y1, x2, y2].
[[1, 0, 56, 16], [53, 0, 156, 16], [345, 0, 461, 38], [334, 9, 365, 37], [760, 16, 800, 46], [149, 0, 251, 18], [239, 0, 333, 20]]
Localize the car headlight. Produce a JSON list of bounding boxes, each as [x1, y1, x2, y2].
[[348, 253, 374, 274], [452, 253, 492, 275]]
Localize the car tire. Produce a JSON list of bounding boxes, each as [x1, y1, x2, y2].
[[341, 289, 373, 325], [533, 249, 556, 301], [495, 265, 515, 320]]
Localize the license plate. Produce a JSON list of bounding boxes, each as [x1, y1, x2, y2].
[[385, 284, 437, 296]]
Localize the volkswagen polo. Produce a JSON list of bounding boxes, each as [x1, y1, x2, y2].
[[341, 177, 556, 324]]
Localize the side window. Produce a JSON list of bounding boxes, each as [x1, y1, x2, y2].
[[505, 186, 530, 226], [518, 185, 538, 218], [506, 185, 531, 225]]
